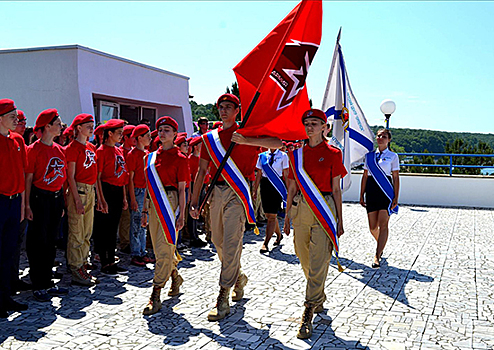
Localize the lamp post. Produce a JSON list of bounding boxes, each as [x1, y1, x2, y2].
[[380, 99, 396, 129]]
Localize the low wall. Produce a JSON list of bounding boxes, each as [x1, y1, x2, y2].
[[342, 172, 494, 209]]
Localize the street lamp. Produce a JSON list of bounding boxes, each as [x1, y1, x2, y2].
[[380, 99, 396, 129]]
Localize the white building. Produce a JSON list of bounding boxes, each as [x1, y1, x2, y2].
[[0, 45, 194, 134]]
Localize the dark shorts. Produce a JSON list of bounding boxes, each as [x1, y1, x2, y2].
[[260, 177, 283, 214], [365, 176, 392, 214]]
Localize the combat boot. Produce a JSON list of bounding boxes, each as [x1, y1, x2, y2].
[[168, 269, 183, 296], [143, 286, 162, 315], [297, 302, 315, 339], [207, 287, 230, 321], [231, 272, 248, 301]]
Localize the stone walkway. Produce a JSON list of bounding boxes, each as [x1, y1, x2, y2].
[[1, 204, 493, 350]]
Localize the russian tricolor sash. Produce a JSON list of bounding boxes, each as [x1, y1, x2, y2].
[[365, 151, 399, 216], [259, 151, 287, 205], [202, 129, 256, 225], [289, 148, 343, 271], [146, 151, 178, 245]]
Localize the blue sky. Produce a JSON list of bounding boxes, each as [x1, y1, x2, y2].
[[1, 1, 493, 133]]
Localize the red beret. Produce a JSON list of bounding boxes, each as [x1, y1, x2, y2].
[[94, 124, 105, 136], [156, 116, 178, 131], [175, 135, 187, 146], [71, 113, 94, 128], [131, 124, 150, 138], [213, 121, 222, 129], [34, 108, 59, 131], [123, 124, 136, 136], [217, 93, 240, 108], [17, 110, 26, 121], [189, 136, 202, 147], [0, 99, 16, 116], [104, 119, 125, 130], [63, 126, 74, 137], [151, 129, 158, 138], [302, 109, 327, 123]]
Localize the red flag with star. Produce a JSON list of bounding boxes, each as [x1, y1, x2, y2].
[[233, 0, 322, 140]]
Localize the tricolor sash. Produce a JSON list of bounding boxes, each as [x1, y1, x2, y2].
[[289, 148, 341, 262], [202, 129, 256, 225], [259, 151, 287, 205], [365, 151, 399, 216], [146, 151, 178, 245]]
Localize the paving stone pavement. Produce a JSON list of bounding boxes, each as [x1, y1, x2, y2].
[[1, 204, 493, 350]]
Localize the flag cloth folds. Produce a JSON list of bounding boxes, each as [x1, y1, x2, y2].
[[233, 0, 322, 140], [321, 30, 374, 192]]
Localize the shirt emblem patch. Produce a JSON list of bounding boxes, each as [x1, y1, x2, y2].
[[115, 155, 126, 178], [83, 149, 96, 169], [43, 157, 65, 185]]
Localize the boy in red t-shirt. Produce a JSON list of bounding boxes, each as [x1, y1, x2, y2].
[[25, 109, 68, 302], [127, 125, 153, 266], [0, 99, 28, 317], [65, 114, 99, 286]]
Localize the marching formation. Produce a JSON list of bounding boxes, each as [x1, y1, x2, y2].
[[0, 94, 400, 339]]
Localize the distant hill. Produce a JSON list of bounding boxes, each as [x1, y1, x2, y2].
[[370, 126, 494, 153]]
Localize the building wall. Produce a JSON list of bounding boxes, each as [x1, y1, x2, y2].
[[343, 172, 494, 209], [0, 49, 82, 126], [0, 46, 194, 134]]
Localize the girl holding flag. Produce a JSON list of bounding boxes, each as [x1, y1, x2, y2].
[[283, 109, 347, 340], [360, 128, 400, 268], [142, 116, 190, 316]]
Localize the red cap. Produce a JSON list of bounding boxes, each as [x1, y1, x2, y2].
[[71, 113, 94, 128], [34, 108, 59, 131], [104, 119, 125, 130], [63, 126, 74, 137], [123, 124, 136, 136], [217, 93, 240, 108], [156, 116, 178, 131], [213, 121, 222, 129], [151, 129, 158, 138], [131, 124, 150, 138], [0, 99, 16, 116], [94, 124, 105, 136], [189, 136, 202, 147], [301, 109, 327, 123], [175, 135, 187, 146], [17, 110, 26, 121]]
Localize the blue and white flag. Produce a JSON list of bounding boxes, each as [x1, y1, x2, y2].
[[321, 29, 374, 192]]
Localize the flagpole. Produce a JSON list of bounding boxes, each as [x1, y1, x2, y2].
[[198, 0, 310, 214], [321, 27, 342, 110]]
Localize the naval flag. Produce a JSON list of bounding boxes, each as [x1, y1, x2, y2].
[[321, 29, 374, 192]]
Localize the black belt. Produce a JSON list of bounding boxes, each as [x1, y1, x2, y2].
[[164, 186, 177, 192], [0, 193, 21, 200], [321, 192, 333, 197], [33, 186, 63, 198]]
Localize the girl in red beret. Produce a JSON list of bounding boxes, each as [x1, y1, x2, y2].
[[25, 109, 68, 302], [93, 120, 129, 276], [283, 109, 347, 339], [142, 117, 190, 315], [65, 114, 99, 286]]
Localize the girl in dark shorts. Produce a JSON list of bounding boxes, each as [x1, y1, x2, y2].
[[360, 128, 400, 268]]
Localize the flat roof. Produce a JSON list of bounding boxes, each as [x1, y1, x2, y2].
[[0, 44, 189, 80]]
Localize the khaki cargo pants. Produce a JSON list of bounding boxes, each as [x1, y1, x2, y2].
[[67, 182, 95, 271], [149, 190, 179, 288], [290, 193, 336, 306], [210, 184, 246, 289]]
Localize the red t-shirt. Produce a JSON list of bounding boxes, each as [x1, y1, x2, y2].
[[146, 146, 190, 188], [65, 140, 98, 185], [127, 147, 147, 189], [288, 142, 347, 192], [27, 140, 67, 192], [96, 144, 128, 187], [200, 124, 260, 180], [188, 154, 200, 183], [0, 132, 27, 196]]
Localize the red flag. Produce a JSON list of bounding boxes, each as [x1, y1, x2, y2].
[[233, 0, 322, 140]]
